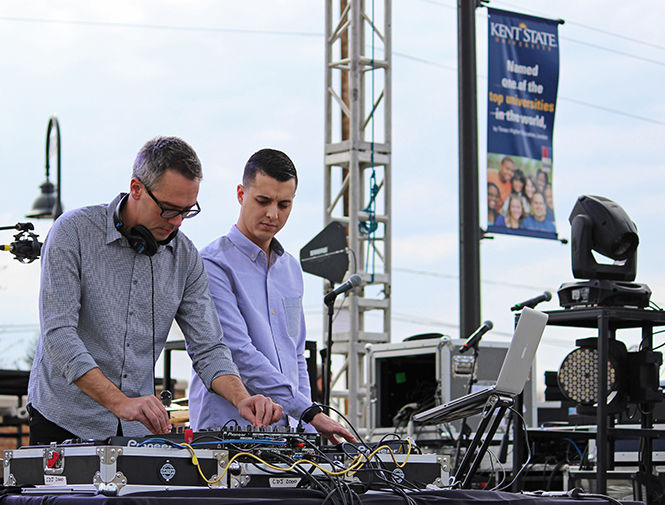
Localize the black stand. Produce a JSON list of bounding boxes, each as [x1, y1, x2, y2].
[[322, 299, 335, 411], [536, 307, 665, 501], [452, 346, 479, 473], [454, 394, 514, 488]]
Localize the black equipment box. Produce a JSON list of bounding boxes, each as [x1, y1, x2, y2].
[[557, 280, 651, 308], [3, 430, 447, 494], [4, 443, 228, 494], [230, 453, 449, 490], [3, 427, 322, 494], [366, 337, 537, 436]]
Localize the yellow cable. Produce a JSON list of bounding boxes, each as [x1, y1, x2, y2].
[[347, 439, 412, 477], [178, 438, 412, 485]]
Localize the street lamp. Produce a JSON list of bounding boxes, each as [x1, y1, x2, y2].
[[26, 116, 64, 220]]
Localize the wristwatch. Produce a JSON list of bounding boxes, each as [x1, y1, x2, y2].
[[302, 404, 324, 424]]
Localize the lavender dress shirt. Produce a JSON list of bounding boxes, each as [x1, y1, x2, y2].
[[188, 226, 312, 430]]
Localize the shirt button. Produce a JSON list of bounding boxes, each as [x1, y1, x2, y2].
[[272, 310, 276, 315], [251, 253, 255, 259], [126, 343, 130, 347], [129, 311, 134, 316], [123, 374, 128, 378], [133, 280, 137, 285]]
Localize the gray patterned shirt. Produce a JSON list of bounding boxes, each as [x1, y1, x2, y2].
[[27, 193, 239, 440]]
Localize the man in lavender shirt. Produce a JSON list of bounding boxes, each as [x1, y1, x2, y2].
[[189, 149, 355, 444]]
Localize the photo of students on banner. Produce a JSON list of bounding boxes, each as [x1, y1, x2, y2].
[[485, 8, 560, 241], [487, 153, 555, 235]]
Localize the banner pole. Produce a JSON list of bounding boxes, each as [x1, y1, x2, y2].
[[458, 0, 482, 340]]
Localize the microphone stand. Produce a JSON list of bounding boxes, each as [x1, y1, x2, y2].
[[453, 345, 479, 473], [322, 289, 336, 414]]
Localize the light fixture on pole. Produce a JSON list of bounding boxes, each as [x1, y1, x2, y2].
[[26, 116, 63, 220]]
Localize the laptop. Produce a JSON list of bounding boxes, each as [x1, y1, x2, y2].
[[413, 307, 548, 424]]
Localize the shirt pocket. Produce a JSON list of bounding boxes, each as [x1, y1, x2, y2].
[[282, 297, 302, 339]]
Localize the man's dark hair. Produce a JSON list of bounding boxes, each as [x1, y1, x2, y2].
[[133, 136, 202, 190], [243, 148, 298, 188], [500, 156, 514, 167]]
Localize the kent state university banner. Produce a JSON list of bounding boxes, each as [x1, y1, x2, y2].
[[486, 8, 560, 240]]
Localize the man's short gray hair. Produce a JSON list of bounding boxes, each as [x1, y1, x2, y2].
[[132, 136, 202, 189]]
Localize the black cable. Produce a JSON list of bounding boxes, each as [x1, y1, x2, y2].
[[354, 469, 419, 504], [343, 443, 424, 494], [321, 474, 352, 505], [652, 340, 665, 351], [495, 406, 532, 491], [295, 423, 424, 503], [232, 444, 351, 505], [149, 256, 156, 396], [377, 433, 420, 454], [221, 419, 241, 430], [649, 300, 663, 311], [329, 429, 424, 498], [256, 450, 331, 495], [545, 461, 565, 491], [321, 404, 367, 448], [292, 432, 363, 505]]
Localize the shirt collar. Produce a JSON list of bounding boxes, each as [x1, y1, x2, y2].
[[105, 193, 175, 251], [228, 225, 284, 262]]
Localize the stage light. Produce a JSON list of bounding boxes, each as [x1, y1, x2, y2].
[[26, 116, 64, 220], [557, 337, 663, 414], [557, 337, 626, 414], [569, 195, 638, 281], [558, 195, 650, 308]]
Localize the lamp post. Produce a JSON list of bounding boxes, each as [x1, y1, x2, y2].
[[26, 116, 63, 220]]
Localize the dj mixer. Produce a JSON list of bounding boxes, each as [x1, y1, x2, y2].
[[3, 426, 449, 495]]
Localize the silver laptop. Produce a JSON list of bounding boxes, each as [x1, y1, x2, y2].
[[413, 307, 548, 424]]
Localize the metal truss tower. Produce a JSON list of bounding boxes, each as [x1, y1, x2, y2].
[[324, 0, 391, 430]]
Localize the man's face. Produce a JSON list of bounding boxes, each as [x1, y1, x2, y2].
[[236, 171, 296, 251], [532, 193, 547, 221], [499, 160, 514, 182], [130, 169, 199, 242]]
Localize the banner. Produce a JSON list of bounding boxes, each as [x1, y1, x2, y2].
[[486, 8, 560, 240]]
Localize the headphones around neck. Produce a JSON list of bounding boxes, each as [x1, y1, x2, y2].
[[113, 194, 177, 256]]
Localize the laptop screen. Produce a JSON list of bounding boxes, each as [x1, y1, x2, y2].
[[413, 307, 548, 424], [494, 307, 549, 395]]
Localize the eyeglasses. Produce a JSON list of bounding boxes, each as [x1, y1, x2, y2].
[[140, 180, 201, 219]]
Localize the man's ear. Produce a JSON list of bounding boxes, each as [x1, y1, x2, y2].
[[129, 178, 143, 200], [237, 184, 245, 205]]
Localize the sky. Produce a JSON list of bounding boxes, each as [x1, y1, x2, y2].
[[1, 0, 665, 406]]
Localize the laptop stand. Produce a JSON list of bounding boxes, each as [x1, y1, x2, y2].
[[453, 393, 515, 488]]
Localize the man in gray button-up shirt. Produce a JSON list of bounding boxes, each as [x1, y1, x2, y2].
[[27, 136, 283, 443]]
